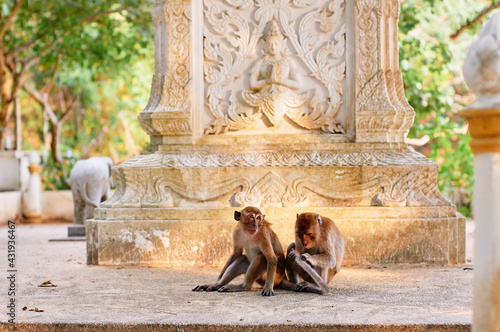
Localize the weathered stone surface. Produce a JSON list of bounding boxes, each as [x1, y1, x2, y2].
[[88, 0, 464, 266], [88, 206, 464, 266]]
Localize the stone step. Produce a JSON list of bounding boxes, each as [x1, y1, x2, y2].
[[96, 206, 458, 221], [3, 323, 471, 331]]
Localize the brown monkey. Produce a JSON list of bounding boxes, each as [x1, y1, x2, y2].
[[192, 206, 286, 296], [285, 212, 344, 295]]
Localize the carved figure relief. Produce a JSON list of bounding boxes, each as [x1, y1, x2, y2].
[[242, 20, 308, 126], [204, 0, 346, 135]]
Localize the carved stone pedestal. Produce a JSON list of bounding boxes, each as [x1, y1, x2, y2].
[[87, 0, 465, 266]]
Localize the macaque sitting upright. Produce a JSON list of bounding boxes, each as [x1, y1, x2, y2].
[[285, 212, 345, 295], [192, 206, 286, 296]]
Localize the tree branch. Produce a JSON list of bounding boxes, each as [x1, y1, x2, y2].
[[42, 53, 61, 94], [0, 0, 23, 39], [7, 34, 44, 56], [450, 1, 500, 40], [81, 7, 132, 25], [22, 82, 58, 125]]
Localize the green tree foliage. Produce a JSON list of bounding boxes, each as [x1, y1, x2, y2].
[[399, 0, 494, 217], [1, 0, 153, 188]]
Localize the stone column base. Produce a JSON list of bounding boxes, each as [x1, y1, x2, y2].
[[87, 206, 465, 266]]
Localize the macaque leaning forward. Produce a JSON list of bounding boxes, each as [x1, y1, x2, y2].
[[192, 206, 286, 296], [285, 212, 345, 295]]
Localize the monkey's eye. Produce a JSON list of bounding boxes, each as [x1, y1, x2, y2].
[[256, 215, 261, 220]]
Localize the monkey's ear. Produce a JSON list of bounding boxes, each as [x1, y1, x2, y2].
[[262, 214, 265, 220], [296, 213, 299, 219], [234, 211, 241, 221], [316, 215, 322, 225]]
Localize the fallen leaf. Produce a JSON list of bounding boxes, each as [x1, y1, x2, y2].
[[38, 280, 57, 287], [313, 305, 335, 310], [77, 262, 82, 264], [240, 318, 244, 321], [463, 267, 473, 271], [117, 267, 124, 270], [22, 307, 27, 311]]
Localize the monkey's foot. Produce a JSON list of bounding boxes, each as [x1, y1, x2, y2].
[[192, 284, 222, 292], [217, 284, 248, 292], [261, 287, 275, 296]]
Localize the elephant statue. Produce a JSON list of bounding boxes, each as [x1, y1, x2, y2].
[[69, 156, 113, 226]]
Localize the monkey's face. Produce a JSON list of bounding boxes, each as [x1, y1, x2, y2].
[[296, 213, 320, 249], [235, 207, 264, 235], [298, 227, 317, 249]]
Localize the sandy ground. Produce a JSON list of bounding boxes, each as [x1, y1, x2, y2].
[[0, 223, 473, 329]]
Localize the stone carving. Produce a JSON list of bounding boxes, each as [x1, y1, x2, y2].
[[204, 0, 345, 134], [70, 157, 113, 224], [373, 168, 449, 207], [242, 20, 307, 126], [105, 153, 446, 209], [138, 0, 192, 138], [120, 150, 435, 169], [354, 0, 415, 143], [463, 12, 500, 109], [90, 0, 465, 267]]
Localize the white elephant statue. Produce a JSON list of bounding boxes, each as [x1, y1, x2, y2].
[[70, 157, 113, 225]]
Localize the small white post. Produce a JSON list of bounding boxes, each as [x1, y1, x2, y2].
[[22, 151, 42, 223], [461, 12, 500, 332]]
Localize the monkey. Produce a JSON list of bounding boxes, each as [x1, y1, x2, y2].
[[285, 212, 345, 295], [192, 206, 286, 296]]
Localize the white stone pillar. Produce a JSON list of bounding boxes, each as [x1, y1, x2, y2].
[[461, 12, 500, 332], [22, 151, 42, 223]]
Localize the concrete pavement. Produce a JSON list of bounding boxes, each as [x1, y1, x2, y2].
[[1, 224, 472, 331]]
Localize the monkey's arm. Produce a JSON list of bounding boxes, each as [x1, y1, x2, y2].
[[260, 240, 279, 296], [301, 252, 336, 269]]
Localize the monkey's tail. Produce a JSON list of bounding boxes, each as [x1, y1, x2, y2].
[[294, 257, 329, 295], [81, 182, 100, 208]]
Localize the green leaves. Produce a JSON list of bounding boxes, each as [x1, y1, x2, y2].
[[399, 0, 490, 217]]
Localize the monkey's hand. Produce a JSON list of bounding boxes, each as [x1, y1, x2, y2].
[[300, 253, 311, 262], [192, 284, 221, 292], [287, 249, 297, 262], [294, 281, 310, 292], [261, 286, 275, 296]]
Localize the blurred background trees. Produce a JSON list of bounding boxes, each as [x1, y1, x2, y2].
[[1, 0, 496, 217]]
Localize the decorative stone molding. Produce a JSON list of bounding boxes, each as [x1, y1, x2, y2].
[[354, 0, 414, 143], [119, 150, 434, 168], [138, 0, 192, 142], [102, 150, 448, 209]]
